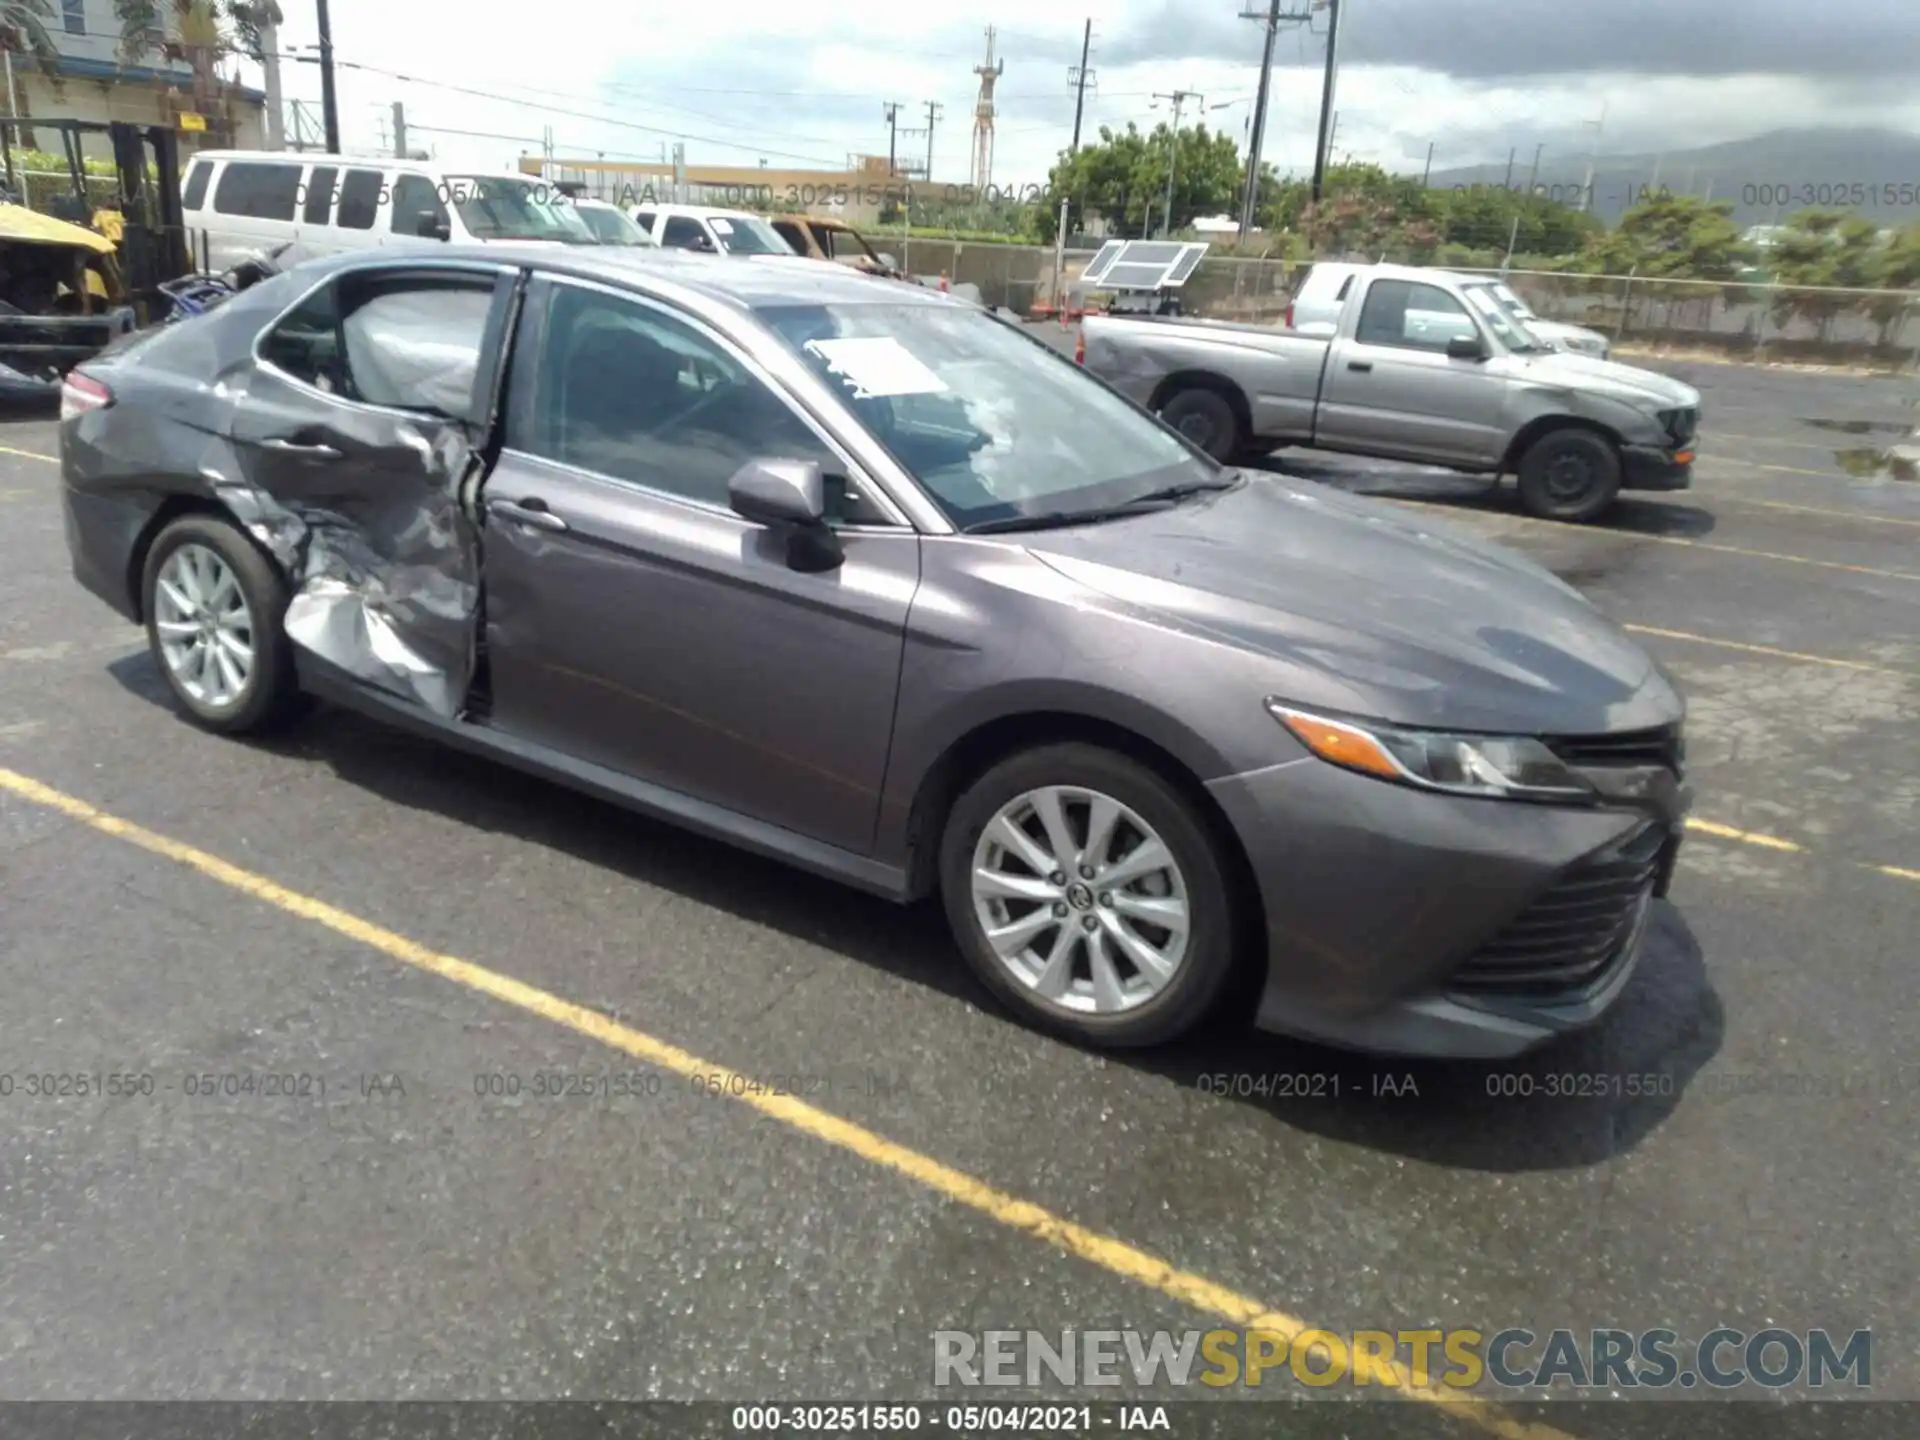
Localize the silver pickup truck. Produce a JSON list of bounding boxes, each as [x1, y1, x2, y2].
[[1079, 262, 1701, 522]]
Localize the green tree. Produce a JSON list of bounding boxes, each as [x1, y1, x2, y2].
[[1768, 208, 1885, 340], [1044, 121, 1240, 241], [1586, 193, 1752, 279], [1866, 220, 1920, 347], [111, 1, 283, 146]]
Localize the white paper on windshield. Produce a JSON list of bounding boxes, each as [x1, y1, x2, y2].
[[804, 336, 950, 400], [710, 217, 735, 234]]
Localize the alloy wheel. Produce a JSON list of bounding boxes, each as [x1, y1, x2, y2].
[[153, 542, 256, 710], [969, 785, 1191, 1015]]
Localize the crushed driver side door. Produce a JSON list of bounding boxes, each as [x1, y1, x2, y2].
[[219, 261, 521, 716]]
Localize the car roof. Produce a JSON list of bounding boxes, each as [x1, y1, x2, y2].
[[650, 203, 771, 222], [284, 242, 953, 313]]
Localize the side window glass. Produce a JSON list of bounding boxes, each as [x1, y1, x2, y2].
[[259, 282, 345, 393], [303, 165, 337, 225], [391, 175, 450, 237], [772, 221, 807, 253], [1357, 280, 1478, 352], [661, 216, 709, 250], [336, 169, 382, 229], [260, 275, 494, 418], [181, 160, 212, 211], [520, 284, 849, 512]]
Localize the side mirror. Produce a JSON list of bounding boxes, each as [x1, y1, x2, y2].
[[876, 252, 901, 273], [1446, 334, 1488, 361], [729, 457, 827, 527], [729, 458, 841, 571]]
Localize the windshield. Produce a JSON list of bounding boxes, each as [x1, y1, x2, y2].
[[1490, 282, 1537, 319], [760, 302, 1215, 529], [445, 176, 597, 244], [711, 215, 795, 256], [574, 204, 654, 245], [1461, 284, 1554, 353]]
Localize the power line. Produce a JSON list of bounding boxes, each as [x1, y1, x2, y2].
[[278, 51, 851, 167]]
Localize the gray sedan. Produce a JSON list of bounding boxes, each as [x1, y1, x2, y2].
[[58, 246, 1690, 1056]]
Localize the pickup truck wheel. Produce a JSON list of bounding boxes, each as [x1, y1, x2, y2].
[[1515, 428, 1622, 523], [1157, 388, 1242, 463]]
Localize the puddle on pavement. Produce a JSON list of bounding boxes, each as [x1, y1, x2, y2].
[[1802, 417, 1915, 436], [1834, 447, 1920, 482]]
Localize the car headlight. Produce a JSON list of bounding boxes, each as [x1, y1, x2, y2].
[[1268, 702, 1595, 802]]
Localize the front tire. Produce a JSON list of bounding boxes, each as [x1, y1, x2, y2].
[[1157, 386, 1243, 463], [1514, 427, 1622, 523], [142, 515, 302, 734], [938, 743, 1239, 1048]]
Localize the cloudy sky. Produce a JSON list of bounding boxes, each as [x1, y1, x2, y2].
[[252, 0, 1920, 187]]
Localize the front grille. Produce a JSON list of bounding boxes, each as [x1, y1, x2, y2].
[[1451, 824, 1666, 997], [1544, 724, 1683, 772]]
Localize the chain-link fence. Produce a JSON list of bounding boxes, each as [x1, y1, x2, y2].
[[915, 239, 1920, 368]]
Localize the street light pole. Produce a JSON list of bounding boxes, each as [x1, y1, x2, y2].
[[1153, 89, 1202, 238]]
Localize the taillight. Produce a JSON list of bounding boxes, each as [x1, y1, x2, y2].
[[1284, 302, 1294, 329], [1074, 329, 1085, 365], [60, 370, 112, 420]]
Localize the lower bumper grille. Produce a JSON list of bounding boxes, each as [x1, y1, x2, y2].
[[1452, 823, 1666, 997]]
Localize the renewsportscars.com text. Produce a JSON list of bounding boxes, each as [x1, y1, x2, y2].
[[932, 1327, 1871, 1392]]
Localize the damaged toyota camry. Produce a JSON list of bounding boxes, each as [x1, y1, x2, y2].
[[59, 246, 1690, 1056]]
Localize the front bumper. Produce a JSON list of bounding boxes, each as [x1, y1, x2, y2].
[[1621, 442, 1693, 492], [1205, 754, 1689, 1059]]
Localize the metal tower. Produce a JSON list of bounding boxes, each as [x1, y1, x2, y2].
[[970, 26, 1005, 191]]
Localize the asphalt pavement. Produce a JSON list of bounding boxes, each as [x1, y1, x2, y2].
[[0, 355, 1915, 1435]]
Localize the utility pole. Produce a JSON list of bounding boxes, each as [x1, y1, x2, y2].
[[923, 101, 943, 181], [259, 15, 285, 148], [1308, 0, 1342, 204], [1153, 88, 1203, 238], [883, 102, 903, 176], [1051, 19, 1094, 317], [1503, 146, 1516, 190], [1237, 1, 1314, 244], [1526, 143, 1543, 194], [314, 0, 341, 152], [391, 101, 407, 159], [1422, 140, 1434, 186]]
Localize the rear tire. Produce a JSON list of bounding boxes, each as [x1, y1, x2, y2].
[[938, 743, 1239, 1049], [1157, 386, 1243, 463], [141, 515, 303, 735], [1515, 428, 1622, 523]]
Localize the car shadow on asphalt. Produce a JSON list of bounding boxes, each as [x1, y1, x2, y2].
[[109, 653, 1724, 1175], [1253, 456, 1721, 539]]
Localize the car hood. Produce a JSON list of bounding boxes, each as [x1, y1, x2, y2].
[[1505, 349, 1699, 409], [1528, 317, 1608, 346], [1023, 474, 1683, 736]]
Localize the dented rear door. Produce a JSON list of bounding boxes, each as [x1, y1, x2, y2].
[[226, 262, 519, 716]]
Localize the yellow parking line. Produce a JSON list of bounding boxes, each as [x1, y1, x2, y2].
[[1686, 819, 1920, 887], [1685, 818, 1804, 852], [1623, 625, 1916, 679], [0, 764, 1568, 1440], [1399, 499, 1920, 583], [1732, 497, 1920, 530], [0, 444, 55, 463]]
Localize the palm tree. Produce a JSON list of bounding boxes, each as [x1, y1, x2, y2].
[[0, 0, 65, 149], [112, 0, 282, 146]]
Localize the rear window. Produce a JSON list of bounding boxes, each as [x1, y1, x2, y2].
[[303, 164, 337, 225], [181, 160, 212, 211], [212, 161, 301, 221], [336, 169, 383, 229]]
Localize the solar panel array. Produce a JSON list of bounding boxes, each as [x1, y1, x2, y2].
[[1078, 240, 1211, 292]]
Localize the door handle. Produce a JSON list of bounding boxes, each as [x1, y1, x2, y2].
[[260, 437, 343, 459], [1347, 361, 1374, 373], [488, 497, 570, 533]]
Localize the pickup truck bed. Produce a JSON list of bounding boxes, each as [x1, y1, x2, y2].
[[1077, 264, 1702, 523]]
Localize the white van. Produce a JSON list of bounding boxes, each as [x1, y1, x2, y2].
[[179, 151, 597, 270]]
